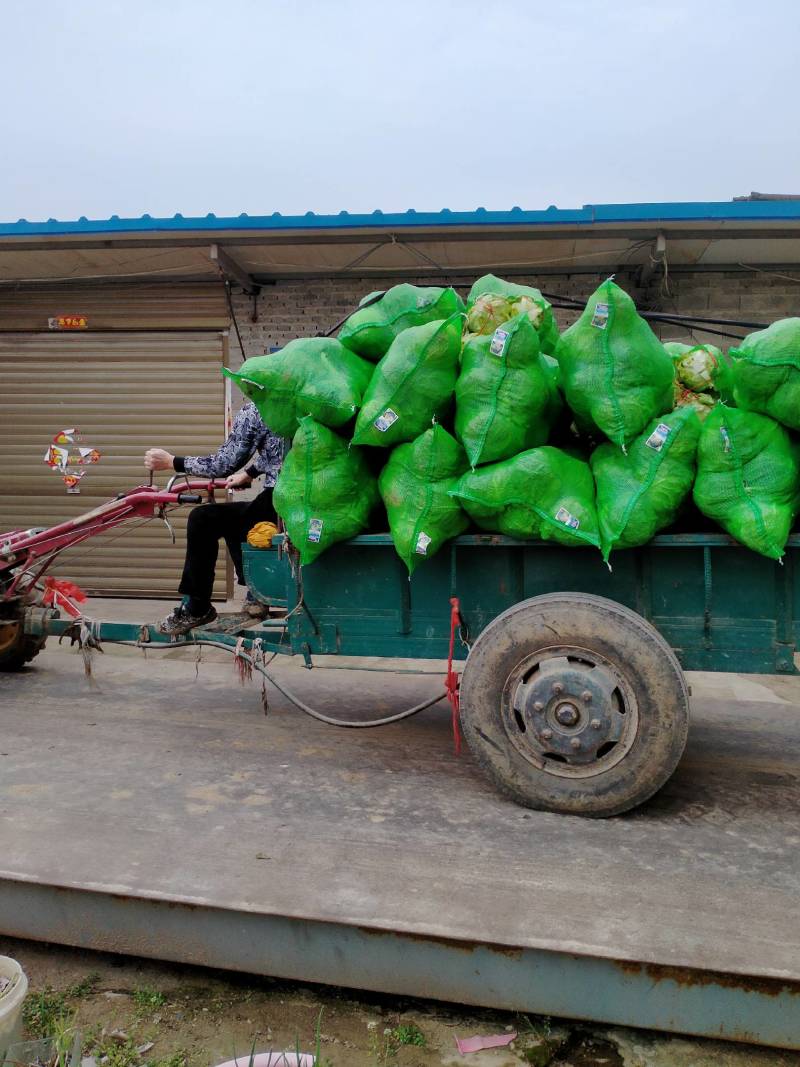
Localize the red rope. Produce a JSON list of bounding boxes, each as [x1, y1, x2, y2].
[[446, 596, 462, 754]]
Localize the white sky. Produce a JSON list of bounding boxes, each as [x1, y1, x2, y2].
[[1, 0, 798, 222]]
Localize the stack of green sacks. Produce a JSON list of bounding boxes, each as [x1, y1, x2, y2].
[[219, 276, 800, 570]]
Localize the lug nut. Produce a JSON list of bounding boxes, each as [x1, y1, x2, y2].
[[533, 701, 544, 712], [582, 690, 592, 703], [590, 718, 602, 729], [541, 728, 553, 740], [555, 703, 579, 727], [570, 738, 581, 750], [552, 682, 564, 696]]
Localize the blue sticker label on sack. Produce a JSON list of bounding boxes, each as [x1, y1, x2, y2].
[[489, 327, 510, 356], [308, 518, 324, 543], [720, 426, 732, 452], [555, 507, 580, 530], [374, 408, 399, 432], [591, 302, 610, 329], [645, 423, 671, 452]]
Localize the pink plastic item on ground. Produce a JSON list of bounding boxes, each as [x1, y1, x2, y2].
[[213, 1055, 314, 1067], [455, 1032, 517, 1054]]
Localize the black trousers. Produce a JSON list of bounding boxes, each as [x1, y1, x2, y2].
[[178, 488, 277, 606]]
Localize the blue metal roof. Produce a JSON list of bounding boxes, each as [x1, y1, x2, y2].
[[2, 200, 800, 237]]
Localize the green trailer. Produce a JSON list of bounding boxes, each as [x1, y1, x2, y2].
[[6, 478, 799, 818], [237, 530, 799, 817]]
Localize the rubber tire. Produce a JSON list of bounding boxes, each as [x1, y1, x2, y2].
[[0, 621, 45, 671], [459, 592, 690, 818]]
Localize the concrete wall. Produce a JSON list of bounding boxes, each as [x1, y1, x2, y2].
[[227, 269, 800, 366]]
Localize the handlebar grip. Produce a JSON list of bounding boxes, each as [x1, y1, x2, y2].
[[177, 492, 203, 504]]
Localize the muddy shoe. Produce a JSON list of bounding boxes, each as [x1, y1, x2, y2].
[[158, 603, 218, 636]]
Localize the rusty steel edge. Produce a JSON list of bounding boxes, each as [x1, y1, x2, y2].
[[0, 878, 797, 1050]]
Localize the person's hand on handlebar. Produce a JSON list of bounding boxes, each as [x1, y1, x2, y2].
[[144, 448, 175, 472], [225, 470, 253, 491]]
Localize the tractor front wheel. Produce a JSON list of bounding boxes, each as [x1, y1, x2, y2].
[[0, 615, 46, 671]]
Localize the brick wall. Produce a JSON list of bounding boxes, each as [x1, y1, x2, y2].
[[227, 269, 800, 366]]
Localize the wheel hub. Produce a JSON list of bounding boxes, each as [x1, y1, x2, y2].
[[513, 655, 627, 766]]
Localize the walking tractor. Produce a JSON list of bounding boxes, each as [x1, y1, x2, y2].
[[2, 472, 799, 818]]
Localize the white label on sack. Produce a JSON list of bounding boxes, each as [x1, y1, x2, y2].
[[591, 302, 610, 329], [555, 507, 580, 530], [374, 408, 399, 432], [645, 423, 672, 452], [415, 531, 432, 555], [720, 426, 732, 453], [416, 293, 436, 309], [308, 518, 324, 543], [489, 327, 510, 356]]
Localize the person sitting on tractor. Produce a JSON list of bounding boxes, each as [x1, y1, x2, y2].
[[144, 401, 283, 636]]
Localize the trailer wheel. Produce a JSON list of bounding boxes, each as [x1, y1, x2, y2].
[[0, 618, 45, 671], [459, 592, 689, 817]]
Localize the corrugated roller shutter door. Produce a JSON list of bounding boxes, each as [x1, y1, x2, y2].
[[0, 331, 229, 597]]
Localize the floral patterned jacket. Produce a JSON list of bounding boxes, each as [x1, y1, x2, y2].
[[173, 402, 284, 487]]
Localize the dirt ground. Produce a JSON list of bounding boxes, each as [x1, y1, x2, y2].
[[4, 938, 798, 1067]]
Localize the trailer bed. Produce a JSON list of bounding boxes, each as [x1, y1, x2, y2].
[[243, 533, 800, 673]]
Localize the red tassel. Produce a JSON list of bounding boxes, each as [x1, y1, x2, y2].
[[446, 596, 462, 755], [41, 577, 87, 618]]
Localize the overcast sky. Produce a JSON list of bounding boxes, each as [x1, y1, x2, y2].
[[1, 0, 798, 222]]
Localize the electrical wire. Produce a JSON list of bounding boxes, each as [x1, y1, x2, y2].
[[106, 636, 446, 727], [737, 262, 800, 285], [224, 280, 246, 359]]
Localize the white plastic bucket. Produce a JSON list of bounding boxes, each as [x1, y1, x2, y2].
[[0, 957, 28, 1062]]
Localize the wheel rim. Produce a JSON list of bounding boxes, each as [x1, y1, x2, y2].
[[501, 645, 639, 779]]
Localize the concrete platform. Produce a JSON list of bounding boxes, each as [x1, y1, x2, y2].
[[1, 640, 799, 1046]]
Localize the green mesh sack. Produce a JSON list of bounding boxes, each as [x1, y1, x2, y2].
[[555, 279, 674, 448], [664, 341, 724, 393], [338, 284, 465, 361], [541, 353, 566, 425], [466, 274, 559, 354], [450, 446, 600, 548], [378, 425, 469, 573], [673, 382, 716, 420], [454, 314, 560, 467], [693, 405, 800, 560], [730, 318, 800, 430], [273, 417, 378, 565], [223, 338, 373, 438], [352, 313, 463, 447], [591, 407, 701, 562]]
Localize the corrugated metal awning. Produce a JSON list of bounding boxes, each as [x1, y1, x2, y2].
[[2, 201, 800, 284]]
